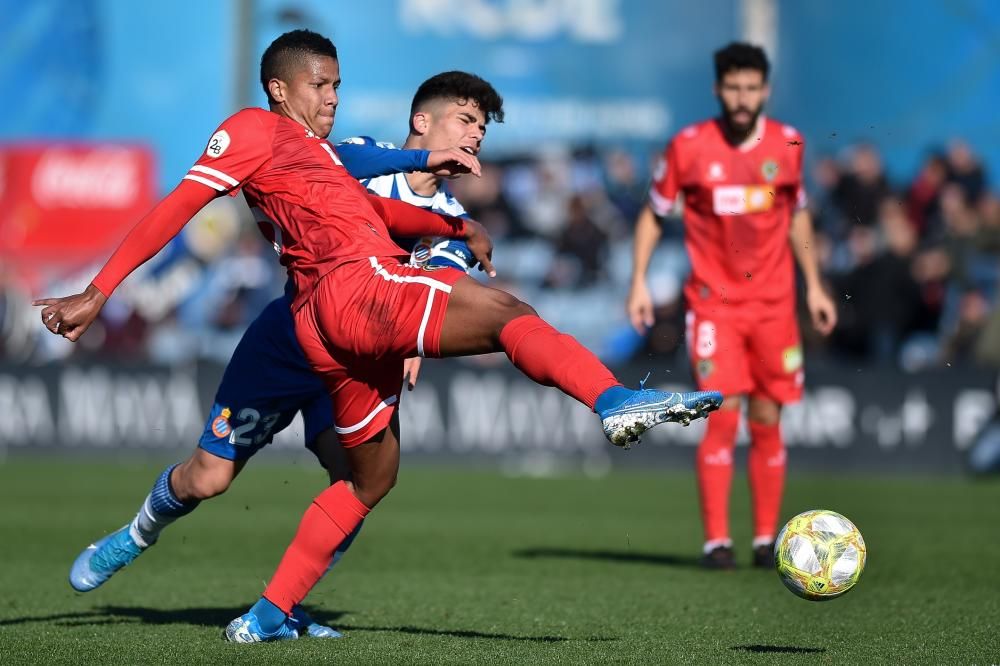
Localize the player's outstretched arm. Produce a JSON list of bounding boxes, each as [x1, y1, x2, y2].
[[364, 193, 495, 276], [337, 139, 480, 180], [627, 203, 666, 333], [790, 207, 837, 336], [33, 179, 217, 341]]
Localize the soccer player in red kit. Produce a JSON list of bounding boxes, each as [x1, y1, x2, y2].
[[37, 30, 721, 640], [627, 43, 836, 569]]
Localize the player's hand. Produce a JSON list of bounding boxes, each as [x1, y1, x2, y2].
[[403, 357, 423, 390], [33, 283, 108, 342], [426, 148, 481, 178], [462, 219, 496, 278], [807, 284, 837, 336], [627, 281, 655, 333]]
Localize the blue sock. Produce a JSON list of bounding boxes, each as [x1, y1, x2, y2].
[[594, 385, 633, 413], [149, 463, 201, 517], [130, 463, 201, 547], [251, 596, 288, 634]]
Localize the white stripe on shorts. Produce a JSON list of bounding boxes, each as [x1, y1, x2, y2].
[[368, 256, 454, 293], [334, 395, 399, 435], [369, 256, 453, 357], [417, 287, 436, 357]]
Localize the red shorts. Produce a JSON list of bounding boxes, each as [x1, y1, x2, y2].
[[685, 300, 803, 404], [294, 256, 467, 446]]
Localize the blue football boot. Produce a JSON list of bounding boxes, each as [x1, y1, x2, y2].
[[599, 388, 723, 448], [69, 524, 145, 592], [289, 606, 343, 638], [225, 610, 300, 643]]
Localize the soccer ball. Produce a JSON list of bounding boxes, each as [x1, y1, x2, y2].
[[774, 509, 866, 601]]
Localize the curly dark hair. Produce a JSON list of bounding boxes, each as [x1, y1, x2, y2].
[[260, 29, 338, 104], [713, 42, 770, 82], [410, 71, 504, 125]]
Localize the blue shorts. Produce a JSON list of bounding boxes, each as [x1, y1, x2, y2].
[[198, 295, 332, 461]]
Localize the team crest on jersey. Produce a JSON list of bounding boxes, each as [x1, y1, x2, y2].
[[697, 358, 715, 379], [707, 162, 726, 182], [762, 160, 779, 182], [206, 130, 230, 158], [211, 407, 232, 438], [410, 237, 434, 266], [782, 345, 803, 373]]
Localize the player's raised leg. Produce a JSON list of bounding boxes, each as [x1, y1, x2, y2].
[[69, 449, 243, 591], [438, 277, 723, 446]]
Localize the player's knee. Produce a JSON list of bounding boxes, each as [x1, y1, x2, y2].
[[173, 461, 234, 501], [489, 290, 536, 328], [354, 473, 396, 508], [747, 403, 781, 426]]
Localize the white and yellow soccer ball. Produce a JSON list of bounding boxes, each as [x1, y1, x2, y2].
[[774, 510, 866, 601]]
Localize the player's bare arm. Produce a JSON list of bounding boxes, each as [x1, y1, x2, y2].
[[34, 179, 218, 341], [789, 207, 837, 335], [627, 203, 666, 333]]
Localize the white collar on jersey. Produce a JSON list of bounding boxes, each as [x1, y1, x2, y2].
[[396, 172, 439, 205]]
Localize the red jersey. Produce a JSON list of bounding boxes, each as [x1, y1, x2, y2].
[[649, 117, 806, 306], [184, 108, 410, 309]]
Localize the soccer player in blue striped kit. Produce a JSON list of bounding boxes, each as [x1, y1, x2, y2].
[[68, 71, 499, 638]]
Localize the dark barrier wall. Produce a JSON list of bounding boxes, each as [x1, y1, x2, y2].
[[0, 360, 993, 474]]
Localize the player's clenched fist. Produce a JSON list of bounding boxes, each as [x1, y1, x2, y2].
[[806, 285, 837, 336], [462, 218, 496, 278], [33, 284, 107, 341], [426, 147, 481, 178]]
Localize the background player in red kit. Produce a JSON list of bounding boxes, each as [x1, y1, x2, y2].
[[36, 30, 721, 641], [627, 43, 837, 569]]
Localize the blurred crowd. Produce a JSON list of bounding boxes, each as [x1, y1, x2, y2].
[[2, 138, 997, 372]]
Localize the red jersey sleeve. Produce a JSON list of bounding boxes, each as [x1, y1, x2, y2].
[[365, 193, 467, 237], [182, 109, 274, 196], [648, 140, 680, 217]]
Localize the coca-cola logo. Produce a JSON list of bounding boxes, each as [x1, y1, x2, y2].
[[31, 148, 140, 209]]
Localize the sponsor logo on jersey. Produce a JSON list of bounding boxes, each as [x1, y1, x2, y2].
[[206, 130, 230, 158], [211, 407, 232, 438], [783, 345, 803, 373], [712, 185, 776, 216], [762, 159, 779, 182]]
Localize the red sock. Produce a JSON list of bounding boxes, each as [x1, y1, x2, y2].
[[696, 409, 740, 543], [262, 481, 369, 613], [748, 421, 786, 542], [499, 315, 619, 410]]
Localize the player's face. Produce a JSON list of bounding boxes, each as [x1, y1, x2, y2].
[[715, 69, 769, 135], [419, 99, 487, 156], [272, 55, 340, 139]]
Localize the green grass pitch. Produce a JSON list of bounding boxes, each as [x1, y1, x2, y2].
[[1, 459, 998, 664]]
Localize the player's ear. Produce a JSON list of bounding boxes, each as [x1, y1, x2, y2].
[[411, 111, 430, 136], [268, 78, 286, 104]]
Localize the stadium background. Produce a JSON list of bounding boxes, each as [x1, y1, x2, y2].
[[2, 2, 1000, 663], [1, 0, 999, 473]]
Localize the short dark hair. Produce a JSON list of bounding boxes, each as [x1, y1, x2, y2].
[[410, 71, 505, 126], [260, 29, 338, 104], [713, 42, 770, 82]]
